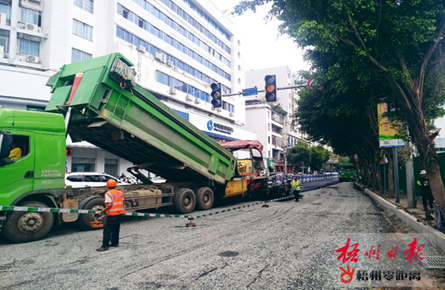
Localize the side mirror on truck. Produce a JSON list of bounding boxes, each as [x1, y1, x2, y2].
[[0, 129, 13, 161]]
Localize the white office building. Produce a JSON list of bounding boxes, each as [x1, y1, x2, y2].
[[0, 0, 256, 176]]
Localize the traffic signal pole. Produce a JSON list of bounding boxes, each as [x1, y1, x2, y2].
[[221, 85, 307, 97]]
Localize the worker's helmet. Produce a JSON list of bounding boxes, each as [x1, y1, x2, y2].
[[420, 170, 427, 175], [106, 179, 117, 188]]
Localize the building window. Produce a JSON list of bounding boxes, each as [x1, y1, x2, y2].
[[73, 19, 92, 40], [268, 151, 271, 158], [0, 33, 9, 53], [268, 124, 271, 131], [0, 3, 11, 20], [74, 0, 94, 13], [71, 157, 95, 172], [20, 8, 41, 26], [268, 111, 271, 119], [268, 136, 270, 144], [105, 159, 118, 177], [18, 38, 40, 56], [116, 26, 231, 82], [72, 48, 92, 63]]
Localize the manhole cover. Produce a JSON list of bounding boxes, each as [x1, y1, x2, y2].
[[420, 256, 445, 269], [218, 251, 239, 257]]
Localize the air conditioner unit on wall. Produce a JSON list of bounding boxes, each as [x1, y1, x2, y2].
[[26, 55, 39, 63], [155, 52, 166, 63], [185, 94, 193, 102], [169, 87, 176, 95], [167, 60, 174, 67], [194, 97, 200, 104], [229, 112, 234, 117], [0, 13, 6, 25], [25, 23, 39, 32], [137, 45, 145, 52]]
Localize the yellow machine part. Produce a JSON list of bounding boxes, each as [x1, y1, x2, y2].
[[237, 159, 253, 174], [224, 179, 248, 197]]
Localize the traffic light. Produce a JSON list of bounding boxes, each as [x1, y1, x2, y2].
[[265, 75, 276, 102], [210, 82, 222, 108]]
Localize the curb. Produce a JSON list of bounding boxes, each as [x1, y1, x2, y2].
[[354, 183, 445, 253]]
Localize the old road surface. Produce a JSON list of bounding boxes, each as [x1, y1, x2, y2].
[[1, 182, 445, 289]]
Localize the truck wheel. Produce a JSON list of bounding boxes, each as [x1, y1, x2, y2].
[[78, 196, 106, 230], [195, 187, 214, 210], [3, 201, 54, 243], [173, 188, 196, 214]]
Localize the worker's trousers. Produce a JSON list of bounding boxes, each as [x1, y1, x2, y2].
[[421, 191, 434, 210], [102, 214, 122, 247]]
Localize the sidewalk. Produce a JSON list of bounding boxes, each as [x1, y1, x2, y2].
[[386, 196, 439, 228], [354, 183, 445, 253]]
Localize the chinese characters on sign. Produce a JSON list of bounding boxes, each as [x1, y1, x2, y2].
[[335, 238, 423, 284]]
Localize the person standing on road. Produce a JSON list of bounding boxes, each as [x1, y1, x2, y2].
[[416, 170, 434, 211], [96, 179, 125, 251], [292, 176, 301, 202]]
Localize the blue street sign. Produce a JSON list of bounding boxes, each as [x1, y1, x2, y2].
[[242, 87, 258, 96]]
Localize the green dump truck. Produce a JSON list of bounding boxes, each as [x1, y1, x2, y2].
[[0, 53, 267, 243]]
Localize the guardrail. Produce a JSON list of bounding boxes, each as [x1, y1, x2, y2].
[[269, 173, 339, 183]]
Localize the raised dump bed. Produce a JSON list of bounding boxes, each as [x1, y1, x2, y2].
[[45, 53, 236, 186]]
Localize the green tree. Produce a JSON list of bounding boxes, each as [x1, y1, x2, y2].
[[309, 146, 331, 171], [287, 140, 311, 168], [233, 0, 445, 214]]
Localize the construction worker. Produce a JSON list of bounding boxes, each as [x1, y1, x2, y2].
[[416, 170, 434, 211], [96, 179, 125, 251], [292, 176, 301, 202]]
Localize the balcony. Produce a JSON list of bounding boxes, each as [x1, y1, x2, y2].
[[271, 124, 282, 135], [272, 136, 284, 148], [271, 112, 284, 125]]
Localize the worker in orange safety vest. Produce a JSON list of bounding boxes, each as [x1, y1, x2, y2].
[[96, 179, 125, 251]]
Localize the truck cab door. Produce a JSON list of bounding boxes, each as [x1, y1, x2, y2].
[[0, 132, 34, 205]]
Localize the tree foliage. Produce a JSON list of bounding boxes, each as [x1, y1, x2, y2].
[[233, 0, 445, 216], [287, 140, 331, 171]]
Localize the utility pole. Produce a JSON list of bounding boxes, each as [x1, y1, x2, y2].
[[283, 118, 288, 174], [394, 147, 400, 203]]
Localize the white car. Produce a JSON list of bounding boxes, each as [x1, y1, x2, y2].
[[65, 172, 125, 188]]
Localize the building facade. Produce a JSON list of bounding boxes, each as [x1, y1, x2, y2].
[[244, 66, 308, 173], [0, 0, 256, 176], [243, 103, 285, 173]]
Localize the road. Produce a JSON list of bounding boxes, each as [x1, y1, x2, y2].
[[1, 182, 444, 289]]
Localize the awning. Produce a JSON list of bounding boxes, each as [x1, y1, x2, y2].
[[219, 140, 263, 153]]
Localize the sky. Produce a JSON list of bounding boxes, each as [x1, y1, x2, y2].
[[210, 1, 445, 137], [212, 1, 310, 73]]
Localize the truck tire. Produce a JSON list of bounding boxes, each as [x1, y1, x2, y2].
[[77, 196, 106, 230], [3, 201, 54, 243], [173, 188, 196, 214], [195, 187, 214, 210]]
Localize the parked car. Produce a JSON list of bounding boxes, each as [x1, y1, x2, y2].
[[65, 172, 124, 188]]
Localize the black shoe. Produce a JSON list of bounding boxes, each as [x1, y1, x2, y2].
[[110, 244, 119, 247], [97, 246, 109, 251], [295, 199, 299, 202]]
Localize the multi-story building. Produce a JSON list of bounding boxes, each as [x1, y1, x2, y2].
[[243, 103, 286, 172], [0, 0, 256, 176], [244, 66, 307, 173]]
